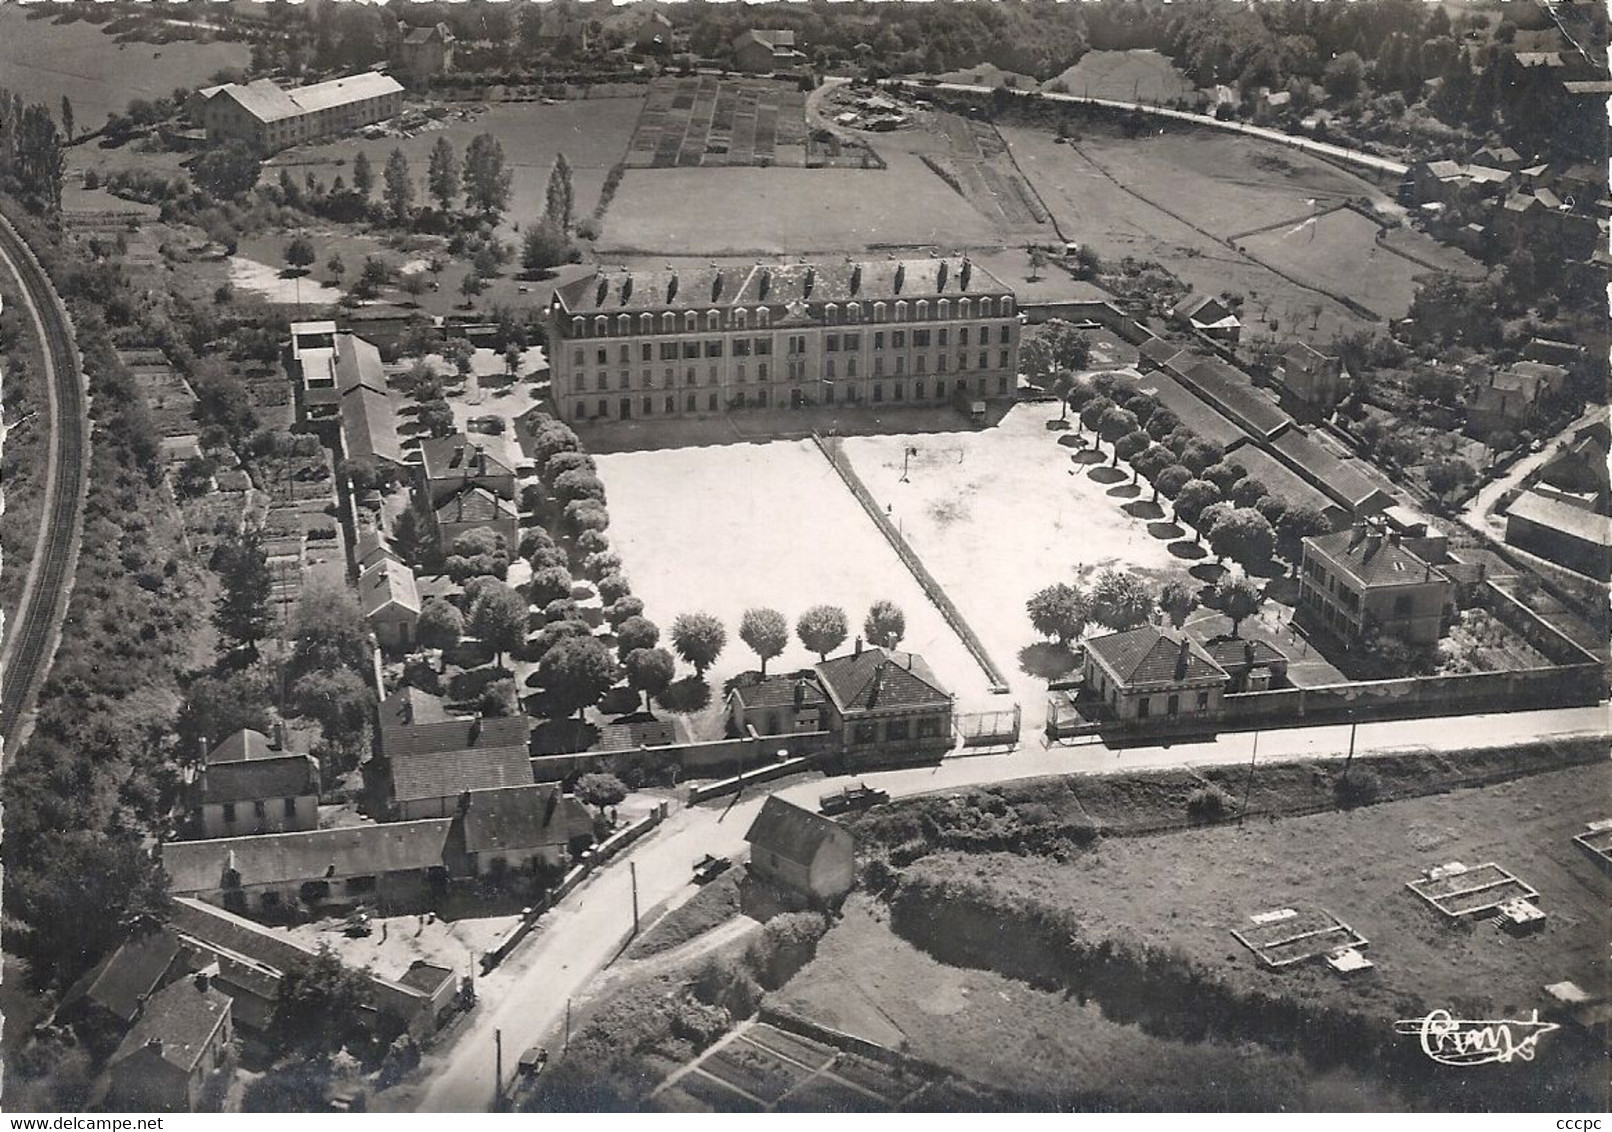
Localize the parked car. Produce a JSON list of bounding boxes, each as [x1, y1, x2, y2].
[[819, 783, 890, 816], [518, 1046, 549, 1077], [343, 910, 372, 938], [693, 854, 732, 884]]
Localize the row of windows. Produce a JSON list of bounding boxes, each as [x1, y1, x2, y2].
[[572, 325, 1013, 367], [568, 295, 1014, 338], [220, 798, 300, 822], [849, 715, 946, 745], [571, 350, 1013, 392], [572, 375, 1012, 419], [1135, 691, 1212, 718]]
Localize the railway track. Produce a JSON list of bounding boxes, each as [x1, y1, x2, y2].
[[0, 215, 88, 754]]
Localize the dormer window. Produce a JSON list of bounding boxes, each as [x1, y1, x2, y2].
[[734, 309, 747, 330], [707, 310, 720, 331], [980, 298, 993, 318], [685, 311, 698, 333], [847, 302, 860, 322], [874, 302, 886, 322], [824, 303, 838, 324], [959, 298, 972, 319], [916, 300, 929, 321], [1001, 296, 1014, 315], [640, 313, 653, 334], [662, 313, 675, 333], [618, 314, 631, 335], [937, 299, 950, 319], [571, 317, 584, 336], [758, 307, 770, 328], [595, 315, 608, 336], [895, 300, 908, 321]]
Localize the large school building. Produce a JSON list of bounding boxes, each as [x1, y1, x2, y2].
[[545, 257, 1021, 423], [189, 72, 404, 152]]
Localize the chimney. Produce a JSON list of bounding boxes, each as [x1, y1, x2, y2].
[[1388, 530, 1401, 546], [868, 666, 883, 707], [759, 269, 770, 302], [595, 277, 608, 306], [794, 680, 806, 706], [199, 734, 210, 762], [1349, 520, 1367, 547], [850, 264, 862, 295], [451, 444, 465, 469], [458, 789, 472, 815], [193, 963, 219, 992], [803, 267, 815, 299], [936, 260, 949, 292], [1245, 640, 1255, 667], [400, 695, 414, 725], [893, 263, 905, 294], [147, 1038, 165, 1057], [854, 636, 863, 656], [469, 714, 482, 744], [667, 271, 678, 303], [959, 258, 972, 290], [620, 275, 633, 305], [1174, 636, 1191, 680], [906, 652, 913, 670], [472, 447, 485, 474], [270, 722, 286, 752]]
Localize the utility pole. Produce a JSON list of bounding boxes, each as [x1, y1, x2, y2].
[[494, 1028, 503, 1111], [630, 860, 640, 935], [564, 997, 572, 1054], [1238, 729, 1260, 824], [1342, 716, 1358, 782]]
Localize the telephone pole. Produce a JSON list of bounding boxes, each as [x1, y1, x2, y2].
[[630, 860, 640, 935], [1238, 729, 1260, 824], [494, 1028, 503, 1111]]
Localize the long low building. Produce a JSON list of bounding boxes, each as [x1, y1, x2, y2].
[[547, 257, 1021, 424], [1505, 490, 1612, 581], [190, 72, 404, 152]]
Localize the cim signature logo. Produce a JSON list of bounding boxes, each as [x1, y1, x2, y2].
[[1394, 1009, 1561, 1066]]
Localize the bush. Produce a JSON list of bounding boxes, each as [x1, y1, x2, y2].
[[1186, 785, 1235, 822], [1334, 768, 1380, 808]]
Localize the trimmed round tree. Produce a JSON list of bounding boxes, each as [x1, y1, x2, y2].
[[1198, 502, 1235, 551], [1098, 406, 1140, 465], [531, 619, 591, 661], [624, 647, 676, 712], [1145, 409, 1180, 441], [1173, 478, 1222, 532], [1230, 477, 1269, 507], [1026, 583, 1089, 646], [606, 595, 645, 628], [528, 565, 574, 606], [1214, 576, 1266, 638], [582, 550, 622, 581], [1123, 393, 1158, 425], [1255, 494, 1288, 527], [597, 572, 632, 607], [1180, 439, 1224, 476], [553, 468, 607, 506], [1154, 464, 1194, 501], [864, 600, 906, 649], [1276, 504, 1332, 570], [416, 597, 464, 651], [538, 636, 618, 720], [542, 450, 595, 485], [1114, 430, 1150, 478], [1158, 580, 1196, 629], [1078, 396, 1115, 436], [1164, 425, 1198, 457], [1208, 507, 1276, 570], [575, 772, 627, 816], [469, 581, 528, 668], [1202, 460, 1246, 495], [671, 612, 726, 677], [543, 598, 580, 623], [563, 499, 609, 536], [1089, 568, 1154, 631], [796, 604, 849, 662], [519, 526, 557, 558], [739, 607, 789, 675], [531, 422, 580, 467], [615, 615, 660, 659], [528, 543, 569, 572]]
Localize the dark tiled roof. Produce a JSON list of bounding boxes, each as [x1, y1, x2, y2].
[[207, 729, 272, 764], [1136, 372, 1246, 449], [342, 384, 404, 466], [1304, 529, 1443, 588], [1203, 637, 1289, 672], [199, 754, 319, 806], [381, 713, 528, 760], [458, 785, 593, 855], [162, 820, 455, 893], [359, 558, 421, 618], [745, 796, 850, 867], [434, 486, 517, 525], [594, 717, 680, 752], [170, 897, 320, 980], [108, 976, 231, 1074], [1138, 336, 1187, 368], [392, 743, 533, 804], [419, 434, 514, 481], [1270, 429, 1394, 512], [1168, 354, 1292, 440], [65, 928, 184, 1024], [814, 647, 950, 713], [398, 961, 455, 993], [1507, 491, 1612, 546], [1084, 625, 1227, 688], [731, 674, 827, 711], [555, 257, 1010, 316], [379, 684, 461, 731]]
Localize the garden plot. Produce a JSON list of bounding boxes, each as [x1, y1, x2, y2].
[[838, 403, 1188, 727], [594, 439, 994, 712], [1231, 907, 1369, 969], [1406, 862, 1539, 920], [629, 76, 808, 168], [1572, 820, 1612, 870]]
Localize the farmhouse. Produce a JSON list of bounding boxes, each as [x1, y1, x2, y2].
[[744, 796, 855, 905], [444, 784, 594, 878], [385, 713, 533, 820], [1298, 522, 1455, 646], [814, 643, 954, 765], [1170, 293, 1241, 344], [1504, 490, 1612, 582], [1467, 362, 1570, 437], [728, 673, 827, 736], [733, 29, 807, 72], [547, 257, 1021, 424], [60, 928, 186, 1034], [1081, 626, 1228, 725], [105, 974, 233, 1114], [360, 557, 422, 652], [396, 23, 455, 84], [1273, 341, 1345, 411], [190, 72, 404, 153], [189, 749, 321, 840]]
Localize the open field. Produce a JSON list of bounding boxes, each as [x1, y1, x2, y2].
[[629, 76, 809, 168], [839, 403, 1191, 725], [1239, 208, 1424, 321], [593, 438, 995, 713], [1041, 49, 1195, 103], [597, 153, 1006, 255], [1002, 124, 1432, 341], [902, 761, 1610, 1043], [284, 98, 644, 240], [0, 7, 249, 130], [775, 899, 1398, 1111]]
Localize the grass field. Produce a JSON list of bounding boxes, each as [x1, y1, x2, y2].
[[839, 403, 1192, 725], [0, 7, 249, 131], [1239, 207, 1424, 321], [1042, 49, 1195, 103], [905, 761, 1609, 1037], [593, 438, 996, 715], [776, 899, 1398, 1111], [597, 153, 1005, 255]]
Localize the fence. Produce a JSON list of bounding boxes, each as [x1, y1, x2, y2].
[[811, 433, 1011, 693], [479, 803, 668, 972], [530, 730, 835, 784], [685, 755, 823, 804], [956, 704, 1022, 747]]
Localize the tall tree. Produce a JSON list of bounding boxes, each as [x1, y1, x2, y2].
[[796, 605, 848, 661], [615, 614, 661, 659], [213, 531, 273, 659], [1214, 577, 1265, 638], [272, 946, 372, 1057], [289, 667, 374, 753], [1158, 580, 1196, 629], [538, 636, 618, 719], [624, 647, 676, 711], [545, 152, 575, 233], [288, 582, 370, 680], [1088, 568, 1154, 631], [671, 612, 726, 676], [575, 772, 627, 817], [1207, 508, 1276, 569], [59, 95, 73, 142], [739, 607, 789, 675], [351, 150, 374, 199], [416, 597, 464, 651], [284, 233, 316, 274], [1026, 583, 1088, 646], [190, 140, 259, 200], [427, 135, 460, 211], [469, 581, 528, 668], [382, 147, 415, 225], [464, 132, 513, 218], [863, 600, 906, 649]]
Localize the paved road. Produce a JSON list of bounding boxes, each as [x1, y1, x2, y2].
[[0, 215, 88, 755], [1459, 405, 1606, 543], [409, 702, 1607, 1111], [886, 79, 1411, 179]]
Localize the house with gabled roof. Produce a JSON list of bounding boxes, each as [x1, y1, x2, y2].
[[189, 72, 403, 152], [813, 642, 953, 764], [1504, 489, 1612, 581], [1170, 293, 1241, 344], [105, 972, 233, 1113], [733, 28, 807, 72], [444, 784, 594, 878], [1273, 341, 1346, 411], [396, 23, 454, 84], [384, 713, 533, 820], [1166, 352, 1292, 441], [1082, 625, 1229, 724], [1298, 521, 1455, 646], [190, 749, 321, 839], [359, 557, 422, 652], [60, 927, 187, 1036], [415, 434, 518, 551], [728, 671, 827, 736], [744, 796, 854, 904]]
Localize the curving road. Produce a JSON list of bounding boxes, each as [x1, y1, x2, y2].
[[0, 215, 88, 755]]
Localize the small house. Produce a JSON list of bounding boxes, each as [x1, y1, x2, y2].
[[728, 672, 827, 736], [105, 973, 234, 1113], [386, 714, 534, 820], [1170, 293, 1241, 345], [446, 784, 594, 878], [744, 795, 854, 905], [733, 29, 806, 73], [1082, 625, 1229, 724], [360, 557, 422, 652], [813, 643, 953, 765]]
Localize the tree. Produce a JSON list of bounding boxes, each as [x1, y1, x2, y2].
[[1174, 478, 1222, 533], [1146, 409, 1181, 441], [575, 772, 628, 816], [542, 450, 595, 485], [739, 607, 789, 675], [382, 148, 415, 225], [1026, 583, 1089, 646], [1155, 463, 1193, 501], [288, 582, 370, 680], [351, 151, 374, 199], [470, 581, 528, 667], [1425, 457, 1475, 503], [400, 272, 428, 304], [597, 572, 631, 606], [519, 218, 571, 274], [479, 677, 518, 718], [326, 253, 346, 283], [1158, 580, 1196, 629], [553, 468, 606, 506], [272, 946, 371, 1057], [416, 597, 464, 651], [1114, 429, 1150, 474], [1028, 245, 1047, 282], [1230, 477, 1269, 507], [418, 398, 455, 437], [177, 667, 275, 761], [1276, 504, 1332, 567], [213, 532, 273, 659], [545, 152, 575, 233], [60, 95, 74, 142], [1098, 406, 1139, 464], [864, 600, 906, 649], [464, 132, 513, 217], [1088, 568, 1154, 631], [624, 647, 676, 711], [1078, 395, 1116, 436], [796, 604, 848, 661], [607, 596, 646, 628], [1214, 577, 1265, 638], [615, 615, 660, 658], [671, 612, 726, 676], [1208, 507, 1276, 569], [539, 637, 618, 719], [191, 141, 261, 199], [285, 234, 316, 275], [459, 271, 486, 303], [289, 668, 373, 751], [1051, 370, 1076, 421], [1323, 51, 1365, 100], [427, 136, 460, 211], [1179, 439, 1223, 476], [1202, 460, 1246, 494]]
